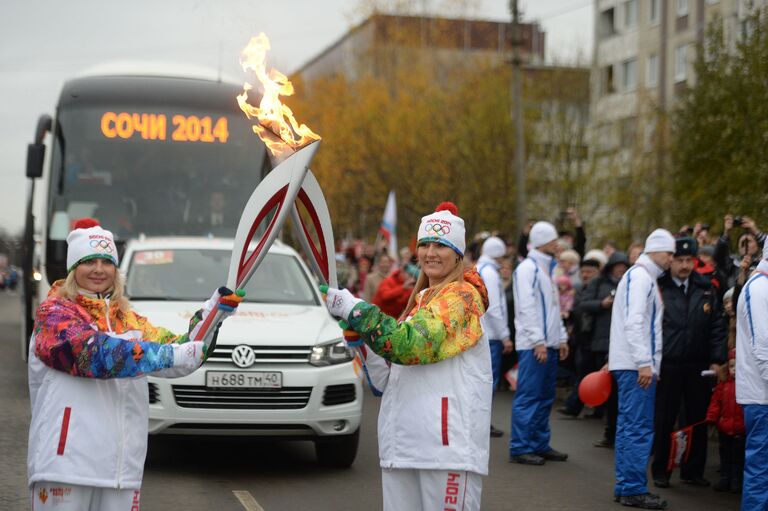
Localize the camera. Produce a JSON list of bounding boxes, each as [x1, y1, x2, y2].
[[733, 216, 743, 227]]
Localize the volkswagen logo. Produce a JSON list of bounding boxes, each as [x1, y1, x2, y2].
[[231, 345, 256, 368]]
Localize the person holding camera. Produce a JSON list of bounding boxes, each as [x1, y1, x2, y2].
[[714, 215, 766, 304]]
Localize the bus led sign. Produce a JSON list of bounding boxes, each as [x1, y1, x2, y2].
[[100, 112, 229, 143]]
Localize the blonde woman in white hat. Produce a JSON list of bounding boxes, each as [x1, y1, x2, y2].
[[28, 219, 243, 511], [322, 202, 491, 511]]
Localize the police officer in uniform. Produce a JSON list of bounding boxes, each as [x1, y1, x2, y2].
[[651, 237, 728, 488]]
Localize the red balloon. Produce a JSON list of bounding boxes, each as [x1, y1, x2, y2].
[[579, 371, 612, 407]]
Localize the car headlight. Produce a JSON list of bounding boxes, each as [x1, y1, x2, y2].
[[309, 340, 354, 366]]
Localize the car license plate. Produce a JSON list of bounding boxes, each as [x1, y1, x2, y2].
[[205, 371, 282, 389]]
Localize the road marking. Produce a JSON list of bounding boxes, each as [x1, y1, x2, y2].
[[232, 490, 265, 511]]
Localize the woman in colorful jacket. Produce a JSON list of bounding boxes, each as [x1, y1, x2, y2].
[[323, 202, 491, 511], [28, 219, 242, 511]]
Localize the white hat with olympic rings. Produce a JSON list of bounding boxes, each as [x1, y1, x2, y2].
[[417, 202, 466, 257], [66, 218, 119, 272]]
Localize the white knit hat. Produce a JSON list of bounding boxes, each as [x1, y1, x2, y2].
[[481, 236, 506, 259], [584, 249, 608, 268], [530, 221, 558, 248], [417, 202, 466, 257], [644, 228, 676, 254], [66, 218, 119, 272]]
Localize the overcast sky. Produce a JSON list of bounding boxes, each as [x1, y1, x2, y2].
[[0, 0, 591, 235]]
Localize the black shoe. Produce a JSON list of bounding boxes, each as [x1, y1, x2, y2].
[[712, 478, 730, 492], [652, 476, 670, 488], [539, 449, 568, 461], [593, 437, 614, 448], [509, 453, 546, 465], [490, 425, 504, 438], [619, 493, 668, 509], [682, 477, 710, 487], [557, 407, 579, 418]]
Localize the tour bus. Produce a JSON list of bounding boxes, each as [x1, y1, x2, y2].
[[21, 64, 270, 358]]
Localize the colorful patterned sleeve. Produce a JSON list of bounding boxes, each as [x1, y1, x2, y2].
[[347, 282, 486, 365], [34, 298, 175, 378], [133, 311, 189, 345]]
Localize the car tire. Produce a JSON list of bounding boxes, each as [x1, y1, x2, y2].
[[315, 428, 359, 468]]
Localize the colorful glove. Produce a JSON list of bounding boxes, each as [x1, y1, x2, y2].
[[319, 285, 362, 322], [188, 286, 246, 355]]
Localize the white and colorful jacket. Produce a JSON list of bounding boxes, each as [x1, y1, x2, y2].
[[348, 270, 492, 475], [28, 282, 200, 490], [477, 254, 510, 341], [608, 254, 664, 374], [513, 248, 567, 350], [736, 259, 768, 405]]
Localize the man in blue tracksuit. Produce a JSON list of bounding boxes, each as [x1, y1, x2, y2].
[[477, 236, 513, 438], [736, 242, 768, 510], [609, 229, 675, 509], [510, 221, 569, 465]]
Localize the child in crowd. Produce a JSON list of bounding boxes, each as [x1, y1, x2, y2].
[[706, 349, 745, 493], [556, 275, 574, 318]]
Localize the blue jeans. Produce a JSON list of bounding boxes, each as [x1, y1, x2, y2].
[[509, 348, 557, 455], [742, 404, 768, 511], [613, 370, 656, 497], [489, 339, 504, 392]]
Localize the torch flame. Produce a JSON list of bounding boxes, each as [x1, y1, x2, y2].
[[237, 33, 320, 161]]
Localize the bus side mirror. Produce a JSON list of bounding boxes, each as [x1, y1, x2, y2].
[[27, 114, 53, 179], [26, 143, 45, 179]]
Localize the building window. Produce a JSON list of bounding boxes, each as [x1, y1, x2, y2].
[[650, 0, 661, 24], [674, 44, 688, 82], [677, 0, 688, 16], [647, 54, 659, 87], [599, 8, 617, 39], [622, 59, 638, 91], [624, 0, 638, 27], [603, 65, 616, 95]]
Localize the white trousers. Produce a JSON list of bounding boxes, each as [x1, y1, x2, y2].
[[31, 482, 140, 511], [382, 468, 482, 511]]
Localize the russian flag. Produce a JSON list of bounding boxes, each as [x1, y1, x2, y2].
[[378, 190, 398, 261]]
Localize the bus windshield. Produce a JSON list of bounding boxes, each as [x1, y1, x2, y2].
[[48, 104, 265, 242]]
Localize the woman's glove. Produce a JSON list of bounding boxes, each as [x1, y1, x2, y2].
[[171, 341, 205, 370], [319, 285, 362, 322], [188, 286, 246, 355]]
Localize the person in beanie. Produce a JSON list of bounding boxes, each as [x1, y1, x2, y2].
[[735, 241, 768, 510], [28, 219, 243, 511], [651, 236, 727, 489], [321, 202, 490, 511], [609, 228, 675, 509], [509, 221, 570, 465], [477, 236, 513, 437]]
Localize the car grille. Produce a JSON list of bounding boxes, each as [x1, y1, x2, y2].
[[172, 385, 312, 410], [322, 384, 356, 406], [148, 382, 159, 404], [206, 345, 313, 364]]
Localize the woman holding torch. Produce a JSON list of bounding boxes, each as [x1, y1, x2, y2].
[[27, 219, 243, 511], [323, 202, 491, 511]]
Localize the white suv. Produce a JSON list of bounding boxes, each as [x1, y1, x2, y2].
[[121, 237, 363, 467]]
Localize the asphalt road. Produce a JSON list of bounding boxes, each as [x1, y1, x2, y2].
[[0, 292, 741, 510]]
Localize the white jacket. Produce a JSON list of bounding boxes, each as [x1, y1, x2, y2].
[[736, 259, 768, 405], [477, 255, 510, 341], [365, 338, 492, 475], [608, 254, 664, 374], [28, 291, 200, 490], [513, 249, 567, 350]]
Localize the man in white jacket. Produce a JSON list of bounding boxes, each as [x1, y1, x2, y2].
[[509, 221, 569, 465], [608, 228, 675, 509], [477, 236, 513, 438], [736, 242, 768, 510]]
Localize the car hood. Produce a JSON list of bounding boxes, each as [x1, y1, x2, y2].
[[130, 301, 342, 346]]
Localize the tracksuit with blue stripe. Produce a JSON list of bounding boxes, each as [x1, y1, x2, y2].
[[608, 254, 664, 498], [735, 258, 768, 510], [510, 249, 567, 456]]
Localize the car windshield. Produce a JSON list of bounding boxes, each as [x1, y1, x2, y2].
[[125, 249, 318, 305]]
